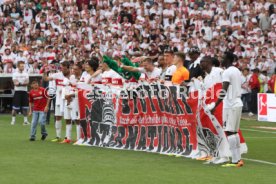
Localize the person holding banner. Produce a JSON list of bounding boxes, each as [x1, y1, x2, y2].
[[210, 52, 244, 168], [83, 57, 102, 85], [200, 56, 223, 89], [121, 57, 161, 82], [163, 48, 176, 84], [61, 63, 82, 145], [171, 52, 189, 85]]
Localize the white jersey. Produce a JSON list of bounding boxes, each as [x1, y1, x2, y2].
[[164, 65, 177, 81], [12, 70, 29, 91], [138, 67, 162, 80], [80, 71, 88, 82], [84, 73, 102, 84], [102, 70, 117, 84], [67, 75, 80, 111], [222, 66, 243, 108], [204, 67, 223, 89], [51, 72, 65, 106]]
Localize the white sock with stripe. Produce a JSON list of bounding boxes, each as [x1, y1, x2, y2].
[[76, 125, 81, 140], [55, 120, 62, 138], [66, 124, 72, 140], [228, 134, 241, 163]]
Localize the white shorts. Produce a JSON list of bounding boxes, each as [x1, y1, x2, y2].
[[55, 105, 64, 117], [223, 107, 242, 132], [64, 106, 79, 120]]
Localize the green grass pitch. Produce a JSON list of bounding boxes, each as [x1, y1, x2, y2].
[[0, 114, 275, 184]]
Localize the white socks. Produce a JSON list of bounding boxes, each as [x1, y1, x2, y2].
[[55, 120, 62, 138], [24, 116, 28, 123], [228, 134, 241, 163], [66, 124, 72, 140], [76, 125, 81, 140], [11, 116, 15, 123]]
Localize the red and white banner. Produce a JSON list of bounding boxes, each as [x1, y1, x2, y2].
[[76, 83, 247, 158], [258, 93, 276, 122]]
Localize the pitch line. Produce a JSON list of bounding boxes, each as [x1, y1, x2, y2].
[[241, 128, 276, 134], [242, 158, 276, 166], [245, 137, 276, 139]]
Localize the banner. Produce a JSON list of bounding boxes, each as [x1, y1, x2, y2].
[[77, 83, 247, 158], [258, 93, 276, 122]]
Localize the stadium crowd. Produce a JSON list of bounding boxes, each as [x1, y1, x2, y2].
[[0, 0, 276, 140]]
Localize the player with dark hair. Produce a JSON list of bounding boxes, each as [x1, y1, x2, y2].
[[83, 57, 102, 84], [43, 61, 71, 142], [210, 52, 244, 167], [62, 63, 83, 144]]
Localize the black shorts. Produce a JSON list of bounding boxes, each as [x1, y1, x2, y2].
[[13, 91, 29, 110]]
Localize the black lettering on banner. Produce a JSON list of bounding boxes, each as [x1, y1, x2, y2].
[[164, 85, 176, 114], [152, 84, 164, 112], [115, 126, 126, 148], [121, 90, 131, 114], [162, 126, 169, 152], [143, 85, 156, 113], [157, 126, 163, 153], [125, 125, 138, 150], [181, 128, 192, 155], [160, 85, 171, 113], [135, 86, 147, 113], [169, 86, 184, 115], [175, 127, 184, 153], [133, 97, 139, 114], [137, 126, 146, 150], [168, 126, 176, 153], [147, 126, 157, 151], [179, 87, 193, 114]]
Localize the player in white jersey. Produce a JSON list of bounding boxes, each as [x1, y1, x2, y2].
[[163, 49, 177, 84], [121, 57, 161, 82], [210, 52, 244, 168], [11, 61, 30, 125], [43, 61, 71, 142], [84, 57, 102, 85], [62, 63, 83, 144], [200, 56, 231, 164], [200, 56, 223, 89]]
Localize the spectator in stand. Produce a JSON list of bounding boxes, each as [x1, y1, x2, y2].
[[268, 68, 276, 93], [248, 68, 261, 116], [241, 68, 251, 112]]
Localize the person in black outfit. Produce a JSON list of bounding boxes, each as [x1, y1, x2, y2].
[[187, 46, 205, 80]]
